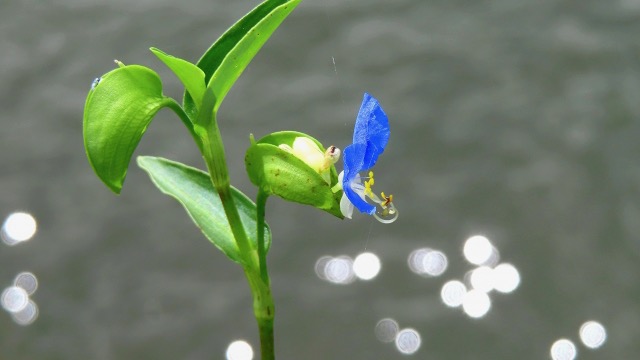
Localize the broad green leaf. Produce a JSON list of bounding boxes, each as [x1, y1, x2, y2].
[[245, 131, 344, 218], [184, 0, 302, 118], [84, 65, 172, 194], [150, 47, 206, 112], [137, 156, 271, 264]]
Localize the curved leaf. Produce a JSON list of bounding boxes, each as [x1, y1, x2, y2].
[[150, 47, 206, 112], [84, 65, 172, 193], [184, 0, 302, 118], [137, 156, 271, 264]]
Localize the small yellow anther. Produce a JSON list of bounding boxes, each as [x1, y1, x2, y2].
[[381, 192, 393, 208]]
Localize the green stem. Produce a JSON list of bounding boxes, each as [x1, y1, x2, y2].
[[258, 315, 275, 360], [194, 89, 274, 358], [256, 189, 269, 284], [194, 89, 254, 266], [245, 268, 275, 360], [254, 191, 274, 358], [199, 123, 254, 264]]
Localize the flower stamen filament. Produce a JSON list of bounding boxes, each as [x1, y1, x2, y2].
[[341, 170, 398, 223]]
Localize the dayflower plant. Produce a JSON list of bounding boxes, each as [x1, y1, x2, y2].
[[82, 1, 396, 359], [335, 93, 398, 223]]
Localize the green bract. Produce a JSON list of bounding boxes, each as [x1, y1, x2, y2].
[[138, 156, 271, 264], [245, 131, 344, 218]]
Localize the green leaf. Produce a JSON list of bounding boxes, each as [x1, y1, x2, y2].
[[245, 131, 344, 218], [84, 65, 172, 194], [137, 156, 271, 264], [150, 47, 206, 113], [184, 0, 302, 118]]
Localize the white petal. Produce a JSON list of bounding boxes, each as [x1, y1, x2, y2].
[[340, 193, 354, 219]]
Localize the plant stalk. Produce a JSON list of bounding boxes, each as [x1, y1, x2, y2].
[[245, 268, 275, 360], [258, 314, 275, 360], [254, 189, 275, 358], [196, 95, 254, 265], [196, 90, 275, 358], [256, 189, 269, 284]]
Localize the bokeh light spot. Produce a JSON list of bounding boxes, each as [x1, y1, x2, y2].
[[14, 272, 38, 295], [314, 256, 333, 281], [579, 321, 606, 349], [11, 300, 38, 326], [395, 328, 421, 355], [408, 248, 448, 277], [441, 280, 467, 308], [2, 212, 37, 246], [422, 250, 448, 276], [462, 289, 491, 318], [353, 252, 381, 280], [463, 235, 493, 265], [325, 256, 355, 284], [374, 318, 399, 343], [1, 286, 29, 313], [493, 263, 520, 293], [470, 266, 495, 293], [550, 339, 577, 360], [408, 248, 430, 274], [226, 340, 253, 360]]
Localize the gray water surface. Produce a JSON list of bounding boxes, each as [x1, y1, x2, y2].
[[1, 0, 640, 358]]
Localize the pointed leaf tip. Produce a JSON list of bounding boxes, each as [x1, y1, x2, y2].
[[151, 48, 206, 112], [184, 0, 303, 118]]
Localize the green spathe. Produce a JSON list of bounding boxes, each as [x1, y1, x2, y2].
[[245, 131, 344, 219]]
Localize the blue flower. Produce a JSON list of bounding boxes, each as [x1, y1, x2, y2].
[[337, 93, 398, 223]]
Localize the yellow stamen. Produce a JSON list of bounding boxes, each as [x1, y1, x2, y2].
[[381, 192, 393, 208], [364, 171, 376, 197]]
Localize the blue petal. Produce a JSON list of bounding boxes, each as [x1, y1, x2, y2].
[[343, 143, 364, 181], [352, 93, 390, 170], [342, 144, 376, 215], [341, 93, 391, 216]]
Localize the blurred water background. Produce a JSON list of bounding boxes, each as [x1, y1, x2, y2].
[[2, 0, 640, 358]]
